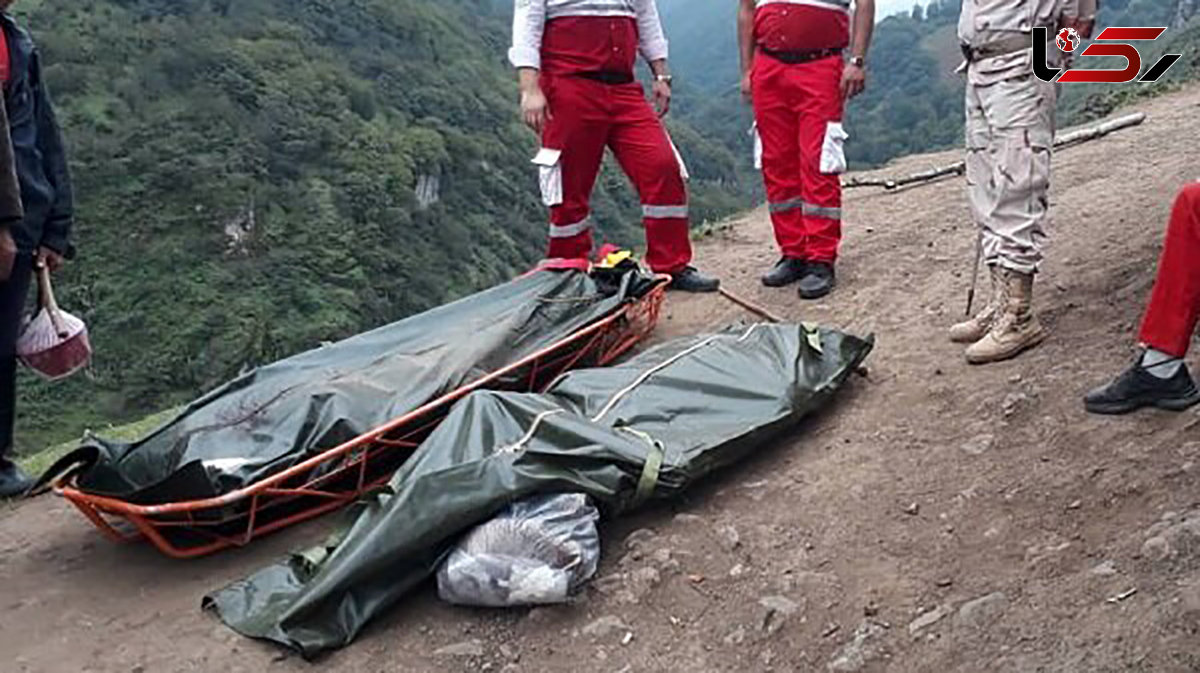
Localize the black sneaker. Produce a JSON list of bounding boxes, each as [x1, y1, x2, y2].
[[669, 266, 720, 293], [0, 460, 33, 499], [762, 257, 807, 288], [1084, 360, 1200, 415], [798, 262, 836, 300]]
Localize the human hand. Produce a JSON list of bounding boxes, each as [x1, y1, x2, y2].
[[652, 79, 672, 117], [37, 246, 64, 274], [520, 85, 551, 134], [841, 64, 866, 100]]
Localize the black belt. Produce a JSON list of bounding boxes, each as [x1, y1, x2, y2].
[[759, 46, 843, 65], [576, 71, 635, 85], [960, 33, 1034, 63]]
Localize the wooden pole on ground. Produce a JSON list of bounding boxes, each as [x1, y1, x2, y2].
[[844, 112, 1147, 191], [717, 287, 785, 324]]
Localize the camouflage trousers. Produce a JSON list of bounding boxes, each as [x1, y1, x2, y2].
[[965, 74, 1057, 275]]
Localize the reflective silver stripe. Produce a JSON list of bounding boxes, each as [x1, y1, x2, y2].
[[768, 198, 805, 214], [548, 0, 634, 10], [549, 217, 592, 238], [768, 199, 841, 220], [642, 204, 689, 219], [803, 203, 842, 220], [546, 1, 636, 19], [756, 0, 851, 10], [546, 8, 637, 18]]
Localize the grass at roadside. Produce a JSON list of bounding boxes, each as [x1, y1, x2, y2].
[[16, 408, 179, 478]]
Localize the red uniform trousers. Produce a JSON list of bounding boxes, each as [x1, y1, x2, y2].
[[752, 53, 846, 263], [1139, 182, 1200, 357], [539, 74, 692, 275]]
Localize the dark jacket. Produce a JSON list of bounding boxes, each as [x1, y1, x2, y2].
[[0, 14, 73, 257], [0, 95, 23, 230]]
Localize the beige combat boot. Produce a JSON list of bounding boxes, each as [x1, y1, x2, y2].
[[949, 265, 1002, 344], [965, 269, 1047, 364]]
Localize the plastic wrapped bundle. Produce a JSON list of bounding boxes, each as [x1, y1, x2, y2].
[[437, 493, 600, 607], [208, 323, 875, 657], [42, 267, 651, 504]]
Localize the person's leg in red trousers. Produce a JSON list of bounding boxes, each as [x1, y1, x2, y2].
[[1085, 182, 1200, 415], [1138, 182, 1200, 357], [753, 54, 845, 297], [753, 54, 806, 287], [794, 55, 845, 267], [607, 83, 692, 276], [537, 77, 716, 291], [540, 75, 610, 262]]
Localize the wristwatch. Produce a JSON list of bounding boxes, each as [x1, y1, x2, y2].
[[655, 74, 673, 85], [848, 56, 866, 68]]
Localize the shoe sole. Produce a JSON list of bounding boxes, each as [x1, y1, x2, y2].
[[762, 277, 801, 288], [1085, 390, 1200, 415], [949, 332, 987, 345], [799, 281, 835, 300], [669, 283, 721, 294], [965, 329, 1046, 365]]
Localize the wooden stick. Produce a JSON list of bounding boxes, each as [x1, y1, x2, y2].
[[965, 228, 984, 318], [1054, 111, 1147, 148], [718, 287, 785, 324], [844, 112, 1147, 191], [843, 163, 964, 190]]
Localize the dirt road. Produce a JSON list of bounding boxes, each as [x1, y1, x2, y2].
[[3, 86, 1200, 673]]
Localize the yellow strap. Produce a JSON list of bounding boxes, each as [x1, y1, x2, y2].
[[619, 427, 664, 506]]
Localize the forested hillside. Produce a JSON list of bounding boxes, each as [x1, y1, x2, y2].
[[14, 0, 753, 454], [660, 0, 1200, 168]]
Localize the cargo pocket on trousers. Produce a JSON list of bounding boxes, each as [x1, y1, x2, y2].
[[532, 148, 564, 207], [820, 122, 849, 175]]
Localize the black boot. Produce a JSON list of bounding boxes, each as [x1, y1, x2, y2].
[[761, 258, 807, 288], [0, 459, 32, 499], [1084, 360, 1200, 415], [669, 266, 720, 293], [798, 262, 836, 300]]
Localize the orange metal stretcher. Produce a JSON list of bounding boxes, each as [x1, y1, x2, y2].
[[56, 279, 667, 559]]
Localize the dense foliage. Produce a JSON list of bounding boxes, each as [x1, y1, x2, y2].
[[13, 0, 754, 453]]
